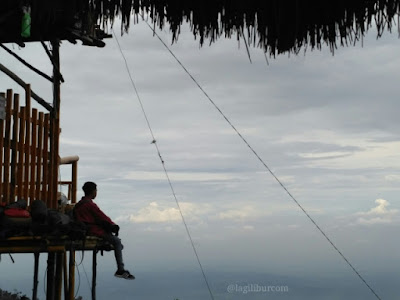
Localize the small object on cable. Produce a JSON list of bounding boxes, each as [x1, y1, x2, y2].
[[151, 139, 156, 144]]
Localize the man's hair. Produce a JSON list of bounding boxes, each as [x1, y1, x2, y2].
[[82, 181, 97, 195]]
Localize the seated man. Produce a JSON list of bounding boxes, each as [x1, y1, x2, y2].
[[74, 181, 135, 280]]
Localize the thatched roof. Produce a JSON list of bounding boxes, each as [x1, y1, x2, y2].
[[1, 1, 400, 55]]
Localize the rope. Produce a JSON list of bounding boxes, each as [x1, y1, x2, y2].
[[79, 252, 92, 293], [112, 29, 215, 300], [75, 259, 82, 298], [143, 22, 382, 300]]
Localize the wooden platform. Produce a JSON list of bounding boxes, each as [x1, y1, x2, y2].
[[0, 235, 113, 300], [0, 235, 113, 253]]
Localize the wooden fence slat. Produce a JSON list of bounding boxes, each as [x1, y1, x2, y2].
[[1, 89, 60, 207], [42, 114, 50, 204], [49, 119, 60, 209], [0, 93, 4, 201], [35, 112, 44, 201], [47, 117, 53, 208], [4, 90, 13, 204], [23, 86, 31, 202], [10, 94, 19, 203], [17, 107, 26, 200], [29, 109, 38, 203]]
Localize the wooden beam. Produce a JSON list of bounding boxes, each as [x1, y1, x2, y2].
[[0, 44, 53, 82], [0, 63, 52, 111]]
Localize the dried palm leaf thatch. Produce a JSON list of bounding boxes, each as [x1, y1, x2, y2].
[[89, 0, 400, 55], [1, 0, 400, 55]]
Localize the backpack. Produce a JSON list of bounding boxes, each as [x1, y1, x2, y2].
[[47, 210, 72, 236]]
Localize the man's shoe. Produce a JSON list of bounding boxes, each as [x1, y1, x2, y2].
[[115, 270, 135, 280]]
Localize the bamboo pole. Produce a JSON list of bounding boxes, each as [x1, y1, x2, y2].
[[48, 118, 54, 208], [10, 94, 19, 202], [0, 93, 4, 201], [42, 114, 50, 203], [51, 39, 61, 209], [4, 90, 12, 204], [17, 107, 26, 200], [63, 251, 69, 300], [24, 85, 31, 202], [32, 252, 40, 300], [72, 161, 78, 203], [0, 63, 52, 111], [29, 109, 37, 203], [35, 112, 44, 201], [55, 252, 64, 300], [47, 252, 56, 300], [92, 250, 97, 300], [0, 45, 53, 83], [69, 249, 76, 300]]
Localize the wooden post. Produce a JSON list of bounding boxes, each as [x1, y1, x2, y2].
[[55, 252, 64, 300], [50, 39, 61, 209], [63, 251, 69, 300], [69, 249, 75, 300], [47, 252, 56, 300], [32, 252, 40, 300], [92, 250, 97, 300]]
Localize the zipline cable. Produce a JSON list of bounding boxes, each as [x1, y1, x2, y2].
[[143, 21, 382, 300], [113, 29, 215, 300]]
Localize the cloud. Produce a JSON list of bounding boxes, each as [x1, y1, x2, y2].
[[281, 131, 400, 170], [355, 199, 399, 225], [242, 225, 254, 230], [385, 174, 400, 182], [218, 205, 258, 220], [119, 201, 212, 223], [122, 171, 241, 182], [60, 137, 103, 148], [298, 151, 352, 160]]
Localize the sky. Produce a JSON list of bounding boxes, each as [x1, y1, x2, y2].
[[0, 17, 400, 300]]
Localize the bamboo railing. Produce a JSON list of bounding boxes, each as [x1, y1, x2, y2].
[[0, 88, 58, 208]]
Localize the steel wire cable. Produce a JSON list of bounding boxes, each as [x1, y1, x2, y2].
[[142, 21, 382, 300], [113, 28, 215, 300]]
